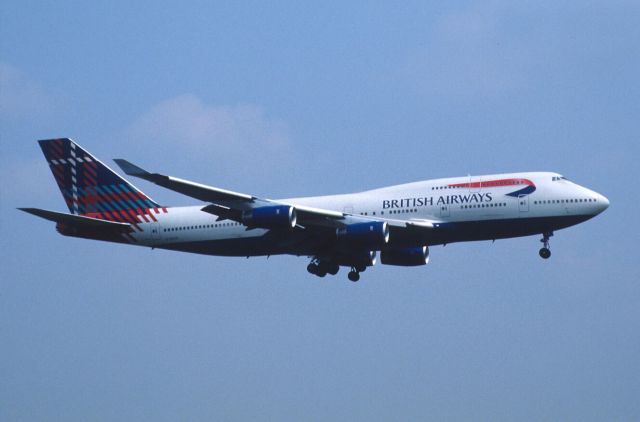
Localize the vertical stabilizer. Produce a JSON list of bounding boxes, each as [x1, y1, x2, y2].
[[38, 138, 161, 224]]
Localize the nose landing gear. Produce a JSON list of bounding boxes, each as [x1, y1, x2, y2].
[[539, 232, 553, 259]]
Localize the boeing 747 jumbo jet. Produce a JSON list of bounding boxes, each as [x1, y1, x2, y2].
[[21, 139, 609, 281]]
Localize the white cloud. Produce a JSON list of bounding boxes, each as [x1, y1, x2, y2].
[[127, 94, 289, 154], [0, 62, 65, 120], [120, 94, 297, 193]]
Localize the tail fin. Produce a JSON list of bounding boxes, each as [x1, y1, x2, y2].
[[38, 138, 161, 223]]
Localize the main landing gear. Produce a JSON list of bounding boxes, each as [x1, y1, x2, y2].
[[307, 259, 365, 282], [307, 259, 339, 278], [539, 232, 553, 259]]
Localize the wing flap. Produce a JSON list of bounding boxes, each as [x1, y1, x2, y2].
[[405, 219, 435, 229], [201, 203, 242, 221]]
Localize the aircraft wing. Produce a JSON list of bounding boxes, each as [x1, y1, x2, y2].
[[115, 159, 361, 228], [113, 159, 438, 233], [113, 159, 256, 206]]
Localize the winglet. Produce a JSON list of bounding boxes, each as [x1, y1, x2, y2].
[[113, 158, 169, 184], [113, 159, 150, 177]]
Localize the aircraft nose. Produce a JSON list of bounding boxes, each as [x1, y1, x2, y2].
[[598, 194, 610, 211], [589, 191, 609, 214]]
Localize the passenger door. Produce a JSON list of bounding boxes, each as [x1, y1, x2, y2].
[[518, 194, 529, 213], [150, 222, 162, 245]]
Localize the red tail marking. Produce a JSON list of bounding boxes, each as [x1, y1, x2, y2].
[[51, 140, 64, 158], [146, 209, 157, 222], [124, 208, 140, 223], [101, 211, 115, 221], [84, 172, 97, 186], [137, 209, 150, 223], [83, 162, 97, 177], [117, 210, 134, 223]]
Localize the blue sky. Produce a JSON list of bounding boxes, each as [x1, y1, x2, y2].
[[1, 1, 639, 420]]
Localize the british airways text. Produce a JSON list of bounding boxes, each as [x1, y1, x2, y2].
[[382, 193, 493, 209]]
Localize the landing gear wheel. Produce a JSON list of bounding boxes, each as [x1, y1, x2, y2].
[[539, 232, 553, 259], [348, 271, 360, 282], [308, 259, 337, 278], [539, 247, 551, 259], [327, 264, 339, 276], [307, 263, 318, 275]]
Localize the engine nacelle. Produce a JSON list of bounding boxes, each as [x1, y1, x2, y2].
[[242, 205, 297, 229], [380, 246, 429, 266], [333, 250, 378, 270], [336, 221, 389, 248]]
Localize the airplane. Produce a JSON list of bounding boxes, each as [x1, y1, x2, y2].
[[20, 138, 609, 282]]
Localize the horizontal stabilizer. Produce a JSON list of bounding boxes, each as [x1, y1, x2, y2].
[[19, 207, 132, 230]]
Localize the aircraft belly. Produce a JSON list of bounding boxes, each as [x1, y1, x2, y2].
[[158, 229, 321, 257], [159, 237, 316, 257], [430, 214, 595, 245], [154, 214, 594, 258]]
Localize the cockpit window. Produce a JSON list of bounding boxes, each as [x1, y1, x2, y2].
[[552, 176, 570, 182]]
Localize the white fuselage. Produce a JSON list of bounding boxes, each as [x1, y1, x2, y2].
[[130, 171, 608, 256]]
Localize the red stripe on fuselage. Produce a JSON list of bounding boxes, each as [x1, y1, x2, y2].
[[449, 178, 535, 189]]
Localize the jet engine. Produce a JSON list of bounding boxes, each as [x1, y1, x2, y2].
[[380, 246, 429, 266], [242, 205, 297, 229], [335, 250, 377, 269], [336, 221, 389, 248]]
